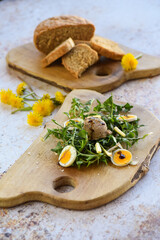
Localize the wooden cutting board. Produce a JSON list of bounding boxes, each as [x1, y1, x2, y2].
[[6, 43, 160, 93], [0, 89, 160, 210]]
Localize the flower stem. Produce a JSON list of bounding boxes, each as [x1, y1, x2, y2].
[[18, 77, 39, 97], [11, 106, 32, 114], [18, 76, 40, 98], [23, 98, 40, 101], [23, 101, 32, 107], [22, 92, 36, 98], [135, 54, 142, 60]]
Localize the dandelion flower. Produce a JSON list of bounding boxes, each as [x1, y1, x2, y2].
[[55, 91, 65, 104], [121, 53, 138, 71], [16, 82, 26, 95], [46, 99, 55, 113], [10, 94, 24, 109], [42, 93, 50, 100], [27, 112, 43, 126], [0, 89, 13, 104], [32, 99, 54, 116]]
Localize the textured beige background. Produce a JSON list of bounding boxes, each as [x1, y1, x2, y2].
[[0, 0, 160, 239]]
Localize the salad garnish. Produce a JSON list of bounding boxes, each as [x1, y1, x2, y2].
[[44, 96, 148, 168]]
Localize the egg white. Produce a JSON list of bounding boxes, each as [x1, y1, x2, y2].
[[118, 115, 137, 122], [130, 160, 138, 165], [58, 145, 77, 167], [64, 118, 84, 127], [86, 115, 101, 119]]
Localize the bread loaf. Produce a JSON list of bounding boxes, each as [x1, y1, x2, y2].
[[41, 38, 75, 68], [34, 16, 95, 54], [62, 44, 99, 78]]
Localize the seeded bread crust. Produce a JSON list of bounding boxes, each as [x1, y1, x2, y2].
[[90, 36, 124, 60], [34, 16, 95, 54], [41, 38, 75, 68], [62, 44, 99, 78]]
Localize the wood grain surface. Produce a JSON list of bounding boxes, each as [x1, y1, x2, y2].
[[0, 89, 160, 210], [6, 43, 160, 93]]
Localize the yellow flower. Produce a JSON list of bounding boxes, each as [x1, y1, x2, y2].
[[42, 93, 50, 100], [46, 99, 55, 113], [16, 82, 26, 95], [27, 112, 43, 126], [55, 91, 65, 104], [0, 89, 13, 104], [121, 53, 138, 71], [10, 94, 24, 109], [32, 99, 54, 116]]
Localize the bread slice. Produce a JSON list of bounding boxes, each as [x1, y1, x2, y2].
[[62, 44, 99, 78], [41, 38, 75, 68], [74, 40, 91, 47], [34, 16, 95, 54], [90, 36, 124, 60]]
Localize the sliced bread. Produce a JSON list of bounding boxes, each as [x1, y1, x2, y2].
[[34, 16, 95, 54], [62, 43, 99, 78], [74, 40, 91, 47], [41, 38, 75, 68], [90, 36, 124, 60]]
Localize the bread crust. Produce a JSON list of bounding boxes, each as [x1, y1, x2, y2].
[[90, 36, 124, 60], [34, 16, 95, 54], [41, 38, 75, 68], [74, 40, 91, 47], [62, 43, 99, 78]]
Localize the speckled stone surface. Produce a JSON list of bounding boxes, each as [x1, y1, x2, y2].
[[0, 0, 160, 239]]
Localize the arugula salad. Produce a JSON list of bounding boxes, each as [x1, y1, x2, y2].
[[44, 96, 148, 168]]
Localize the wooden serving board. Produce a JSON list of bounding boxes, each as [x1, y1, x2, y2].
[[0, 89, 160, 210], [6, 43, 160, 93]]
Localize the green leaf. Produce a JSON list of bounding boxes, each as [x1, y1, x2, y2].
[[51, 142, 63, 155], [63, 112, 70, 118], [123, 103, 133, 112]]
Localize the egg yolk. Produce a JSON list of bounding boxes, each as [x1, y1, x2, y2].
[[59, 149, 71, 164], [66, 120, 80, 126], [113, 150, 132, 165], [65, 120, 70, 126], [119, 115, 135, 120]]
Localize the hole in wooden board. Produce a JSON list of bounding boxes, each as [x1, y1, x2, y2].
[[95, 66, 112, 77], [94, 56, 112, 77], [96, 71, 109, 77], [53, 176, 76, 193]]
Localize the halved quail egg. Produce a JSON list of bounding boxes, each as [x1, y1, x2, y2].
[[64, 118, 84, 127], [58, 145, 77, 167], [118, 115, 137, 122], [111, 149, 132, 166]]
